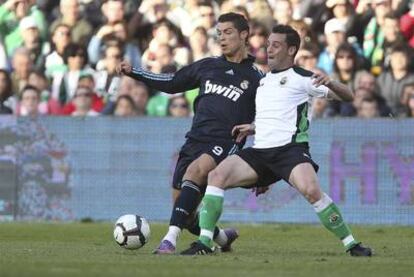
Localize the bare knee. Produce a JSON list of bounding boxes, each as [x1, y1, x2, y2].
[[207, 168, 228, 189], [301, 183, 322, 204], [184, 163, 209, 185]]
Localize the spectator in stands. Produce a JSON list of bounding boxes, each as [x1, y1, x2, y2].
[[318, 18, 347, 75], [312, 97, 332, 119], [295, 42, 320, 72], [325, 0, 364, 43], [289, 19, 318, 47], [0, 0, 47, 56], [405, 90, 414, 117], [45, 24, 72, 78], [129, 81, 149, 116], [11, 47, 33, 95], [352, 70, 391, 116], [167, 95, 191, 118], [142, 19, 190, 70], [400, 1, 414, 48], [27, 70, 49, 114], [272, 0, 293, 25], [195, 1, 217, 41], [19, 16, 48, 71], [379, 13, 407, 69], [0, 69, 13, 114], [51, 43, 93, 109], [50, 0, 92, 45], [71, 86, 99, 116], [0, 42, 8, 70], [88, 21, 141, 68], [189, 26, 213, 62], [150, 44, 177, 74], [249, 21, 268, 57], [94, 40, 124, 99], [101, 78, 148, 116], [363, 0, 393, 74], [357, 97, 380, 118], [377, 45, 414, 116], [17, 84, 41, 117], [113, 94, 136, 117], [400, 82, 414, 116], [169, 0, 199, 37], [332, 43, 361, 89], [60, 74, 104, 115]]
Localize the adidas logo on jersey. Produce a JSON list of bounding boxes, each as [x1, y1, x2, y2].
[[205, 80, 244, 102], [225, 69, 234, 75]]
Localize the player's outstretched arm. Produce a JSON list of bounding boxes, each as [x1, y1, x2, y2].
[[312, 72, 354, 102], [116, 60, 198, 94], [232, 123, 255, 143]]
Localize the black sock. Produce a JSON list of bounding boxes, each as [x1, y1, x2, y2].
[[169, 180, 202, 228], [187, 212, 220, 238]]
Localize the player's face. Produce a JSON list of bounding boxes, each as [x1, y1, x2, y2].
[[216, 22, 246, 57], [266, 33, 295, 70]]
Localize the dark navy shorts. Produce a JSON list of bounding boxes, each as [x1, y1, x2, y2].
[[172, 138, 240, 189], [236, 143, 319, 187]]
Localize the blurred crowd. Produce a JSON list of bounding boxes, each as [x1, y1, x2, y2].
[[0, 0, 413, 118]]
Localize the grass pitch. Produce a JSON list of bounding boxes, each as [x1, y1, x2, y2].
[[0, 222, 413, 277]]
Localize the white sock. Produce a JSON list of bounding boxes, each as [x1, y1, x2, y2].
[[162, 225, 181, 246], [213, 229, 228, 247]]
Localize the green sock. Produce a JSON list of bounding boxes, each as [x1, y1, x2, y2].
[[315, 193, 358, 250], [198, 191, 224, 248]]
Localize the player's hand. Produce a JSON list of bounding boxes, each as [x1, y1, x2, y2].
[[116, 60, 132, 75], [232, 123, 255, 143], [252, 186, 270, 197], [312, 72, 331, 88]]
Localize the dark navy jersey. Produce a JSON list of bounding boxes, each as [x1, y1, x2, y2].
[[126, 55, 263, 143]]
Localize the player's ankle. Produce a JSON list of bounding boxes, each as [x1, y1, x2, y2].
[[199, 236, 213, 248]]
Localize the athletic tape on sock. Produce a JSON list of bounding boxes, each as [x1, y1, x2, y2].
[[205, 186, 224, 197], [313, 192, 333, 213], [200, 229, 214, 240]]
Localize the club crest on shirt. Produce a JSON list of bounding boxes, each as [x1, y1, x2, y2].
[[280, 76, 287, 85], [240, 80, 249, 90]]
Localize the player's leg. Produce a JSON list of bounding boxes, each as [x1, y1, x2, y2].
[[165, 153, 216, 240], [181, 154, 260, 255], [154, 153, 217, 254], [288, 163, 372, 256]]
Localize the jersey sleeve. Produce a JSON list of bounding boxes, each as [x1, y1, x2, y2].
[[125, 59, 207, 94], [305, 76, 329, 98]]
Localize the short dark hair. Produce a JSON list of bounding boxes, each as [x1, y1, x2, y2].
[[272, 24, 301, 57], [218, 12, 249, 34], [20, 85, 40, 100], [63, 43, 88, 65]]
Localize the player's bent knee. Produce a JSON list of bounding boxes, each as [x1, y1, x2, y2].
[[185, 164, 209, 182], [207, 169, 228, 188], [302, 185, 322, 204]]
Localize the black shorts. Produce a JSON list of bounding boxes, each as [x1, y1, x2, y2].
[[236, 143, 319, 187], [172, 139, 240, 189]]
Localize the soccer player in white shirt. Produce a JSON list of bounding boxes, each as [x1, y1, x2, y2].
[[182, 25, 372, 257]]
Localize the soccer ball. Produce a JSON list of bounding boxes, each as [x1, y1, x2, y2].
[[113, 214, 150, 249]]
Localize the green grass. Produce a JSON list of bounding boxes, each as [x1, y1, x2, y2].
[[0, 223, 413, 277]]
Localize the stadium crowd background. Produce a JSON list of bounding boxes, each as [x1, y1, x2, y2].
[[0, 0, 413, 119]]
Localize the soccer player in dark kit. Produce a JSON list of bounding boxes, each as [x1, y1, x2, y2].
[[117, 12, 263, 254]]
